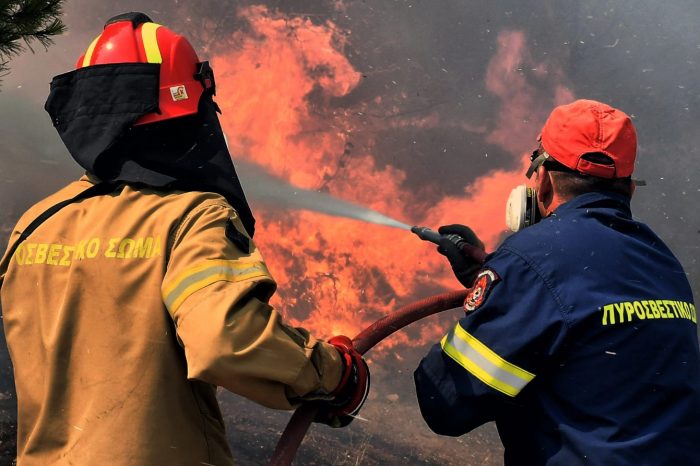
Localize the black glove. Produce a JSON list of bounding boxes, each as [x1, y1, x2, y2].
[[437, 224, 486, 288], [314, 335, 370, 428]]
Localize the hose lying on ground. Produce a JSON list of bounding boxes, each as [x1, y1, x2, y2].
[[268, 289, 469, 466]]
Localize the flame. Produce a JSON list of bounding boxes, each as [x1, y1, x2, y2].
[[214, 5, 360, 189], [214, 7, 573, 347]]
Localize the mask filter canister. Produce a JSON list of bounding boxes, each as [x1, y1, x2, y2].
[[505, 185, 541, 232]]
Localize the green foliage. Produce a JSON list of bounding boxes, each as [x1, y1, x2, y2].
[[0, 0, 66, 77]]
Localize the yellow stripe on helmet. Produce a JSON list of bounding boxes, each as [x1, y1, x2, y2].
[[81, 34, 102, 68], [140, 23, 163, 64]]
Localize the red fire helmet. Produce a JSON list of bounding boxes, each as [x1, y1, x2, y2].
[[76, 12, 215, 125]]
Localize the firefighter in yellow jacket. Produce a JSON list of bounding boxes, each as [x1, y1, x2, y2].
[[0, 12, 369, 465]]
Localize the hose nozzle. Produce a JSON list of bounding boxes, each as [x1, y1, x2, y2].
[[411, 225, 466, 248], [410, 226, 442, 244], [411, 225, 488, 263]]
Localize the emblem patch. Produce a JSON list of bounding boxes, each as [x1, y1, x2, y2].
[[170, 85, 188, 101], [464, 268, 500, 312]]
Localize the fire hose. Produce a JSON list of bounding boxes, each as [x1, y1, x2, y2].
[[268, 226, 482, 465], [268, 289, 469, 465]]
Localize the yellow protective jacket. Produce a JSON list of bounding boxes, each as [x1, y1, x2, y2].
[[0, 176, 342, 466]]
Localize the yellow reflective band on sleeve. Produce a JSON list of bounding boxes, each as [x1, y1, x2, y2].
[[163, 260, 271, 315], [441, 324, 535, 397], [140, 23, 163, 64], [81, 34, 102, 67]]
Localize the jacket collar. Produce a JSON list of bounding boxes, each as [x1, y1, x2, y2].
[[552, 191, 632, 218]]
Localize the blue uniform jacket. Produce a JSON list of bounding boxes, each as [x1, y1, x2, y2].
[[414, 192, 700, 465]]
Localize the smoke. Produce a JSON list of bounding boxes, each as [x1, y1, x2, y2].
[[2, 0, 700, 464]]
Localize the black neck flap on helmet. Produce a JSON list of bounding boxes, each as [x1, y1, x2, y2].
[[43, 50, 256, 237]]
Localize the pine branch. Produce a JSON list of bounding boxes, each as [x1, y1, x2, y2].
[[0, 0, 66, 76]]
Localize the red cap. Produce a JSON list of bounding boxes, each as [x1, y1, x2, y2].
[[539, 99, 637, 178]]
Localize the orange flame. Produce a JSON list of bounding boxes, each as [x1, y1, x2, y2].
[[214, 7, 573, 347]]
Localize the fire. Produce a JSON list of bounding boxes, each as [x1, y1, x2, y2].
[[214, 7, 573, 347], [214, 5, 360, 189]]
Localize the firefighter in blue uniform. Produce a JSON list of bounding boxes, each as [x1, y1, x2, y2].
[[414, 99, 700, 465]]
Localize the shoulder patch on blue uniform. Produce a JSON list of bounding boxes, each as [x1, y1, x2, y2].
[[464, 268, 500, 312]]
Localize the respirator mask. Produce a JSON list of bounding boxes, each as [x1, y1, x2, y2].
[[504, 149, 551, 232], [505, 185, 541, 232]]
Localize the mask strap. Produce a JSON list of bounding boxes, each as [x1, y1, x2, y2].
[[526, 151, 550, 179]]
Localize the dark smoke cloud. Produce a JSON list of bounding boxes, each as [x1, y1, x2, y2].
[[1, 0, 699, 464]]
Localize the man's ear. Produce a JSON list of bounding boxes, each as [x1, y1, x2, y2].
[[536, 165, 553, 207], [535, 165, 556, 217]]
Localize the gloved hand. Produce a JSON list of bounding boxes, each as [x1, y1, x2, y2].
[[315, 335, 370, 428], [437, 224, 486, 288]]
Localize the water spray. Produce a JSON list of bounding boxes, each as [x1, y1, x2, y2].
[[236, 160, 412, 230], [236, 162, 492, 260], [239, 161, 489, 257]]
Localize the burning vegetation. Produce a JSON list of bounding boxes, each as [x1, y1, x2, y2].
[[1, 0, 699, 464]]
